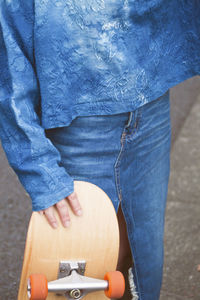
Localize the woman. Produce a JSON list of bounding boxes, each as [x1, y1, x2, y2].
[[0, 1, 199, 299]]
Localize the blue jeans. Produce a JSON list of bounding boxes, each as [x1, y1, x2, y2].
[[45, 90, 171, 300]]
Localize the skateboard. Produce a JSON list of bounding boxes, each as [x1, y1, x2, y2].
[[18, 180, 125, 300]]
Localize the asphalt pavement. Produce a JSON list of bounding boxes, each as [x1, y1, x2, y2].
[[160, 78, 200, 300], [0, 76, 199, 299]]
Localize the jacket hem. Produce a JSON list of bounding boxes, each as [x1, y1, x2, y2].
[[42, 71, 200, 130]]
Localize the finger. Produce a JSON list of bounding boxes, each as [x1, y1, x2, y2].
[[43, 206, 58, 229], [66, 191, 83, 216], [38, 211, 44, 215], [56, 199, 71, 228]]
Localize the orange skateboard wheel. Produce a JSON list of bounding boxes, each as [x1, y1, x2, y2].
[[28, 274, 48, 300], [104, 271, 125, 298]]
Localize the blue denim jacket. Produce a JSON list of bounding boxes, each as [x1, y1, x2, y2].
[[0, 0, 200, 210]]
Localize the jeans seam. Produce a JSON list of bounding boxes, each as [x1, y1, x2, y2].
[[114, 120, 143, 299], [114, 130, 126, 202]]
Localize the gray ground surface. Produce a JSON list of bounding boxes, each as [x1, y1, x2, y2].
[[0, 76, 199, 299], [160, 85, 200, 300]]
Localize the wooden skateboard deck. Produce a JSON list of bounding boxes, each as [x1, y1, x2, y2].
[[18, 180, 122, 299]]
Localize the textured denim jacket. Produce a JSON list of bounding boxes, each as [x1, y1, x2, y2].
[[0, 0, 200, 210]]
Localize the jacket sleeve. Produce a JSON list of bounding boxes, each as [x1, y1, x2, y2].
[[0, 0, 74, 211]]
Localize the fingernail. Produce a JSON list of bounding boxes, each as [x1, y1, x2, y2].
[[64, 221, 70, 228], [52, 222, 58, 229], [76, 209, 82, 216]]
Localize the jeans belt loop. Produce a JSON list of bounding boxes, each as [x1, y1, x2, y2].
[[126, 111, 133, 128]]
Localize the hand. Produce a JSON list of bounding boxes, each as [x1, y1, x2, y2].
[[38, 191, 82, 229]]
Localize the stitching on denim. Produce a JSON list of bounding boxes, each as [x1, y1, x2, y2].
[[114, 130, 126, 202], [114, 122, 143, 299]]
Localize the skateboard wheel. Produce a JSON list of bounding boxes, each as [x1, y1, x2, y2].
[[104, 271, 125, 298], [28, 274, 48, 300]]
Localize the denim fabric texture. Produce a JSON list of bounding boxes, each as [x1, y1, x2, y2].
[[45, 90, 171, 300], [0, 0, 199, 210]]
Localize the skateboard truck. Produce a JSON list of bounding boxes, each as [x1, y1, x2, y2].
[[58, 260, 86, 278], [27, 260, 125, 299]]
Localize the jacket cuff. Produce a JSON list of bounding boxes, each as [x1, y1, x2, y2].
[[31, 178, 74, 211]]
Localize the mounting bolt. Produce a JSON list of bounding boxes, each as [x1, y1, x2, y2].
[[60, 266, 67, 273], [69, 289, 81, 299]]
